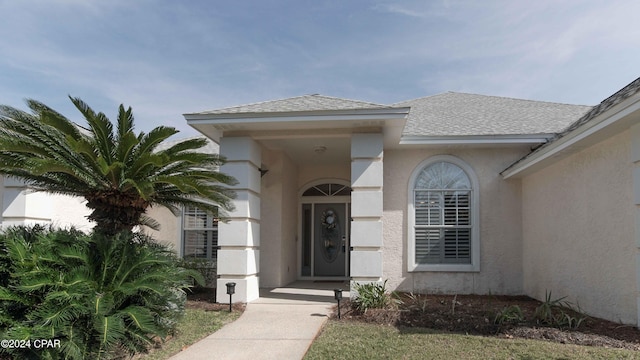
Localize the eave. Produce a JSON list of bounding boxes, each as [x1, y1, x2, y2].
[[184, 107, 410, 147]]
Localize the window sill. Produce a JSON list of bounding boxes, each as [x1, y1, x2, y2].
[[409, 264, 479, 272]]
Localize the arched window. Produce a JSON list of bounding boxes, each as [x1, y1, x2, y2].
[[302, 183, 351, 197], [408, 156, 479, 272]]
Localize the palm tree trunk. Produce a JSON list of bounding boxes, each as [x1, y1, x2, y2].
[[86, 191, 149, 235]]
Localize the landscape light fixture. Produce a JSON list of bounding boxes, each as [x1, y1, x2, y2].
[[333, 288, 343, 319], [226, 282, 236, 312]]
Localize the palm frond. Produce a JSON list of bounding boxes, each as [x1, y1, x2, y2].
[[120, 305, 156, 332], [69, 96, 115, 166]]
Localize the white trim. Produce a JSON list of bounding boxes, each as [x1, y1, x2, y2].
[[177, 209, 184, 258], [407, 155, 480, 272], [399, 134, 551, 145]]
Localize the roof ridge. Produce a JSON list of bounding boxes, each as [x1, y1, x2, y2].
[[395, 91, 592, 108], [199, 93, 391, 114], [304, 93, 390, 108]]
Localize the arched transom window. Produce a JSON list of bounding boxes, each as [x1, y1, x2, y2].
[[409, 156, 479, 272], [302, 183, 351, 197]]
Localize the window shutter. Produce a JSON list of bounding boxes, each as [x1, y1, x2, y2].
[[413, 162, 473, 266]]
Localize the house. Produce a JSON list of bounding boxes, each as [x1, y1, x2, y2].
[[0, 177, 93, 231], [2, 77, 638, 327], [175, 76, 638, 327]]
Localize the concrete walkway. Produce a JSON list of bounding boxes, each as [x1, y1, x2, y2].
[[170, 281, 349, 360]]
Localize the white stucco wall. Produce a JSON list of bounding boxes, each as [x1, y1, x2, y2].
[[522, 129, 635, 325], [260, 148, 299, 287], [298, 163, 350, 189], [49, 194, 93, 231], [383, 147, 529, 295], [145, 206, 181, 252], [0, 176, 94, 231]]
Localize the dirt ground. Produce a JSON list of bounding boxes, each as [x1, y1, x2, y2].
[[336, 294, 640, 351]]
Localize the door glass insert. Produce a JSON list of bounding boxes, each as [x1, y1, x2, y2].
[[313, 203, 346, 276], [320, 208, 341, 263], [302, 204, 311, 276]]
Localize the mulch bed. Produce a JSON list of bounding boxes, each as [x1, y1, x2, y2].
[[335, 294, 640, 351], [186, 288, 640, 350]]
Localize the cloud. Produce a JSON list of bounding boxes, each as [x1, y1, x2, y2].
[[372, 3, 431, 19]]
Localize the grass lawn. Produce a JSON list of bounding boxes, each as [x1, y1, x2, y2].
[[138, 308, 240, 359], [304, 321, 640, 360]]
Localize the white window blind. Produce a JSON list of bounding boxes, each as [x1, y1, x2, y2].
[[183, 206, 218, 260], [414, 162, 472, 265]]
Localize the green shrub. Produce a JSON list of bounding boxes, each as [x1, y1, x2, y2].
[[178, 258, 217, 288], [352, 280, 391, 312], [0, 226, 203, 359]]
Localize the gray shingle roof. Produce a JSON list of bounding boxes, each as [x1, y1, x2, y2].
[[195, 94, 392, 115], [559, 77, 640, 136], [154, 135, 218, 154], [395, 93, 593, 137], [501, 76, 640, 175]]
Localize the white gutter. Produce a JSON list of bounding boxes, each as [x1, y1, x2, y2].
[[399, 134, 552, 145]]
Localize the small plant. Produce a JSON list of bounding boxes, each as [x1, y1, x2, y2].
[[558, 311, 587, 329], [534, 290, 567, 325], [533, 290, 587, 329], [405, 292, 429, 313], [494, 305, 525, 325], [451, 294, 461, 315], [352, 280, 391, 312]]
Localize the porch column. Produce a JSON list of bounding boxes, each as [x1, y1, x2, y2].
[[632, 124, 640, 328], [350, 133, 384, 287], [216, 137, 261, 303]]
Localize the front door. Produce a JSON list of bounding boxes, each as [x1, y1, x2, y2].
[[314, 203, 347, 276], [301, 201, 350, 278]]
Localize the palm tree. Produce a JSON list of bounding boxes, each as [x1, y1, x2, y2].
[[0, 97, 236, 235]]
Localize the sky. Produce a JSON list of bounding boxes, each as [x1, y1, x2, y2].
[[0, 0, 639, 137]]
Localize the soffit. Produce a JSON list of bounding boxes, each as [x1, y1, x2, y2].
[[260, 136, 351, 166]]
